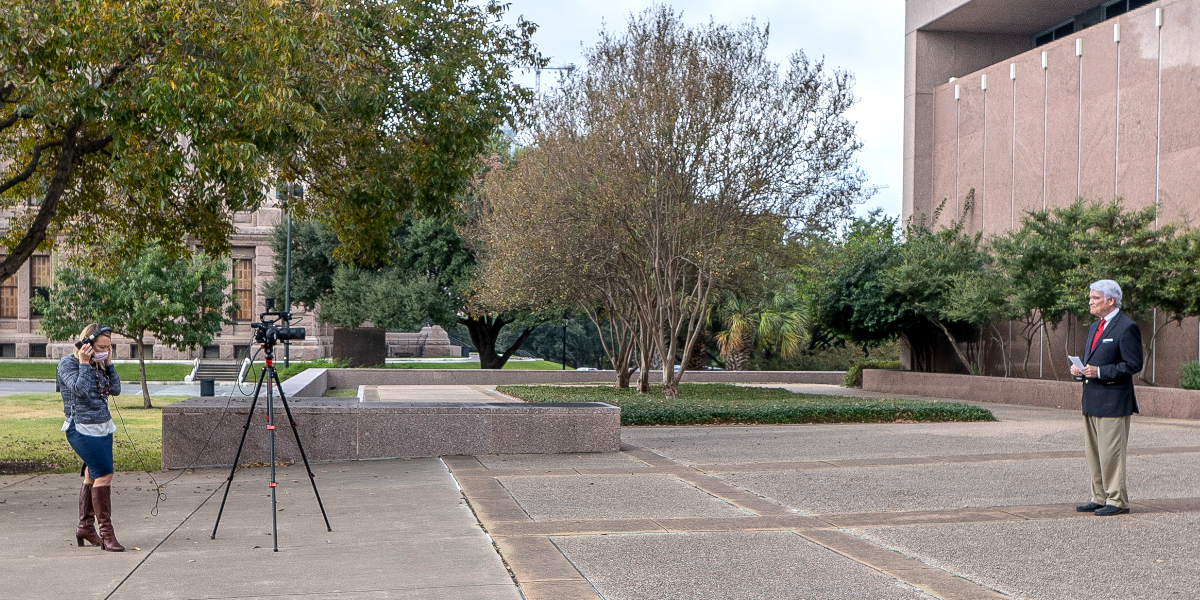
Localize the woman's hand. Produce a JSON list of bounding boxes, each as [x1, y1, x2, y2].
[[79, 343, 94, 364]]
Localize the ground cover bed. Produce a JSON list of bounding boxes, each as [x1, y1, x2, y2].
[[0, 362, 194, 381], [379, 360, 569, 370], [0, 393, 184, 474], [497, 383, 995, 426]]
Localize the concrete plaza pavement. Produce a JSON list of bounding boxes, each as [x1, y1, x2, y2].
[[3, 384, 1200, 599]]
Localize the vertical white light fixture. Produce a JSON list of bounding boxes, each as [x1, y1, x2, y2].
[[1010, 63, 1016, 230], [1076, 38, 1083, 197], [1115, 22, 1121, 199], [982, 74, 988, 229], [955, 83, 961, 216]]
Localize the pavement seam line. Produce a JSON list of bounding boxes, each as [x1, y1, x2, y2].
[[790, 528, 1011, 600], [442, 459, 528, 597], [0, 474, 38, 495], [545, 536, 606, 600]]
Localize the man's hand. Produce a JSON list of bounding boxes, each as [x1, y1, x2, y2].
[[79, 343, 94, 363], [1082, 364, 1099, 378], [1070, 363, 1083, 377]]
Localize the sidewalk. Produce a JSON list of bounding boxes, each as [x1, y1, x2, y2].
[[0, 459, 519, 599], [4, 385, 1200, 599]]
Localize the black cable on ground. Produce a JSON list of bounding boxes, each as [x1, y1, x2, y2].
[[102, 481, 226, 600]]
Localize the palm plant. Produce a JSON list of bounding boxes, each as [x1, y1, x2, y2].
[[713, 285, 809, 371]]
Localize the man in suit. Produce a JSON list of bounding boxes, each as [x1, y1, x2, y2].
[[1070, 279, 1143, 516]]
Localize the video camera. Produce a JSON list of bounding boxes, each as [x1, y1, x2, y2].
[[251, 298, 305, 347]]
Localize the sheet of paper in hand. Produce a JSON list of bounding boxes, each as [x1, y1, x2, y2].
[[1068, 355, 1085, 371]]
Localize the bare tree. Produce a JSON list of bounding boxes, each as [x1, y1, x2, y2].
[[475, 7, 869, 397]]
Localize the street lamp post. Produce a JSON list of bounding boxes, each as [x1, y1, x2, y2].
[[276, 182, 302, 369]]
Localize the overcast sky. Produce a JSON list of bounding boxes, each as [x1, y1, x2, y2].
[[504, 0, 905, 218]]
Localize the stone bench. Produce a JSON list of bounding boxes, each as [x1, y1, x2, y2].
[[161, 397, 621, 469]]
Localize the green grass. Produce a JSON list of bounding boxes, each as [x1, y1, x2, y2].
[[378, 360, 570, 370], [0, 362, 193, 381], [322, 388, 359, 397], [245, 357, 350, 383], [498, 383, 995, 426], [0, 393, 185, 474]]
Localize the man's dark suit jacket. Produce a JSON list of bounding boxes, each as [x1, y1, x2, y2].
[[1081, 311, 1144, 417]]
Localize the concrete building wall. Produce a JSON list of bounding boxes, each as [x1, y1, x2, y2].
[[906, 0, 1200, 386]]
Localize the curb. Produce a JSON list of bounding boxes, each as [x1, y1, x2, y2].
[[0, 378, 196, 384]]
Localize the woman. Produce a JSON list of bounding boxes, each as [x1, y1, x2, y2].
[[59, 323, 124, 552]]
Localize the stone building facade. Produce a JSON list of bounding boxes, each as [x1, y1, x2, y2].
[[905, 0, 1199, 385], [0, 197, 330, 361]]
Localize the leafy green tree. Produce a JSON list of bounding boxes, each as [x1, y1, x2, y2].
[[474, 7, 869, 397], [883, 197, 996, 374], [264, 219, 341, 313], [33, 244, 232, 408], [266, 216, 541, 368], [991, 210, 1079, 378], [0, 0, 542, 278], [817, 211, 910, 349]]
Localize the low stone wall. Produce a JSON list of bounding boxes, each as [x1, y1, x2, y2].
[[161, 397, 621, 469], [320, 369, 845, 388], [862, 370, 1200, 419]]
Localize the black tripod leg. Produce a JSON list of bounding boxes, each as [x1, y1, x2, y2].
[[211, 365, 267, 539], [272, 368, 333, 532]]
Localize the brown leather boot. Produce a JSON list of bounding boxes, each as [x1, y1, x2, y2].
[[91, 485, 124, 552], [76, 482, 103, 547]]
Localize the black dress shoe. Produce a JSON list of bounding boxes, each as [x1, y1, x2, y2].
[[1094, 505, 1130, 516], [1075, 502, 1104, 512]]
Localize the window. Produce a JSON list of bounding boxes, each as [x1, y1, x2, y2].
[[203, 345, 221, 359], [0, 257, 15, 318], [30, 255, 50, 317], [130, 344, 154, 359], [232, 258, 253, 321], [234, 345, 251, 361], [1104, 0, 1127, 19], [0, 344, 14, 358], [29, 343, 47, 358]]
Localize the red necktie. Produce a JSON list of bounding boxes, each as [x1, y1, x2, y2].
[[1090, 319, 1105, 351]]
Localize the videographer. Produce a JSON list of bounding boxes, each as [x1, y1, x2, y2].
[[58, 323, 125, 552]]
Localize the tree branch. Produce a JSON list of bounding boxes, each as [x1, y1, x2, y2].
[[0, 105, 31, 132], [0, 123, 81, 281], [0, 139, 62, 196]]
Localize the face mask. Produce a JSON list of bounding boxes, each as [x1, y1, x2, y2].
[[92, 352, 110, 363]]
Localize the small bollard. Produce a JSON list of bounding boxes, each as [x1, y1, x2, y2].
[[200, 378, 215, 397]]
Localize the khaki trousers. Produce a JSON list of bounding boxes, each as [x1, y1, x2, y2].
[[1083, 415, 1131, 508]]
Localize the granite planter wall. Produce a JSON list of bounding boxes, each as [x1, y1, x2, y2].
[[862, 369, 1200, 420]]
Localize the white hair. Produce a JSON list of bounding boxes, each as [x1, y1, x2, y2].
[[1089, 279, 1123, 308]]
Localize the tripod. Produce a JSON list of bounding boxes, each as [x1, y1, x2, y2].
[[211, 343, 332, 551]]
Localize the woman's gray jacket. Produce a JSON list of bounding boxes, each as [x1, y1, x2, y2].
[[58, 355, 121, 425]]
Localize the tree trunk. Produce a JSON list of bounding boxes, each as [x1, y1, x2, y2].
[[635, 329, 652, 394], [136, 336, 153, 409], [685, 328, 710, 371], [722, 328, 755, 371], [617, 368, 632, 388], [460, 315, 533, 369], [931, 319, 975, 375]]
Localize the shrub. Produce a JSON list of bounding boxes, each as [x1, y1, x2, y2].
[[843, 360, 901, 388], [1182, 361, 1200, 390]]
